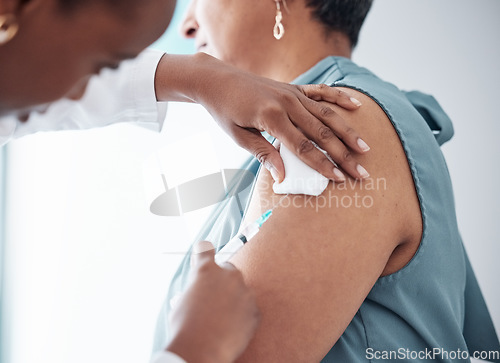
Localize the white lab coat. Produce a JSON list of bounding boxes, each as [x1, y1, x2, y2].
[[0, 48, 187, 363], [150, 351, 187, 363], [0, 49, 168, 147]]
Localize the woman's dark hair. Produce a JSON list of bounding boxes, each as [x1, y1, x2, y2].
[[53, 0, 143, 18], [305, 0, 373, 47]]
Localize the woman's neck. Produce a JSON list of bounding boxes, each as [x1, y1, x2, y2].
[[263, 25, 352, 83]]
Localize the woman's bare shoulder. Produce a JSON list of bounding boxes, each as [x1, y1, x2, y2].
[[230, 87, 422, 362]]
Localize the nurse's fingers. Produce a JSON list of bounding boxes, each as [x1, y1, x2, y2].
[[262, 118, 350, 183], [190, 241, 216, 268], [287, 95, 370, 180], [295, 84, 371, 156], [231, 127, 285, 183], [298, 83, 362, 110]]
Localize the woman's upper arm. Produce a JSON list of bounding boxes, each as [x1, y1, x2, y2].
[[229, 89, 422, 362]]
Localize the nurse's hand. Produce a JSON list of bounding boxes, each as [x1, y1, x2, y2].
[[166, 241, 260, 363], [155, 53, 370, 183], [220, 81, 370, 183]]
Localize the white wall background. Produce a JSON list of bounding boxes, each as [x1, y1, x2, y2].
[[2, 1, 499, 362]]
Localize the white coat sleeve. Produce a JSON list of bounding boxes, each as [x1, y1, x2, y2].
[[150, 351, 187, 363], [12, 49, 168, 140]]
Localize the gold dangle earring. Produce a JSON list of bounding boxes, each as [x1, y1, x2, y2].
[[0, 14, 19, 45], [273, 1, 284, 40]]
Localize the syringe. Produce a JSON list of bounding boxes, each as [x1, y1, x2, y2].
[[214, 209, 273, 266], [170, 194, 288, 310], [170, 215, 273, 310]]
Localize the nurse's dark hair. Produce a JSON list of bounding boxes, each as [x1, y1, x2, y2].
[[305, 0, 373, 47], [20, 0, 137, 12], [57, 0, 135, 10]]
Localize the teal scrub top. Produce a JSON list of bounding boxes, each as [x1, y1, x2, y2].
[[153, 57, 500, 362]]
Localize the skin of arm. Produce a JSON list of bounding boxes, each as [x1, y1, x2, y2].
[[229, 88, 423, 362]]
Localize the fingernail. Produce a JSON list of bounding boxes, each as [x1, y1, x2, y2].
[[265, 162, 281, 183], [350, 97, 362, 106], [357, 138, 370, 152], [357, 164, 370, 179], [333, 167, 346, 182]]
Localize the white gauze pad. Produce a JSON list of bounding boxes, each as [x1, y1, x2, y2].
[[272, 143, 330, 196]]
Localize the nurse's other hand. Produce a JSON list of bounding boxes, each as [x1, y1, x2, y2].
[[249, 83, 371, 183], [166, 241, 260, 363]]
